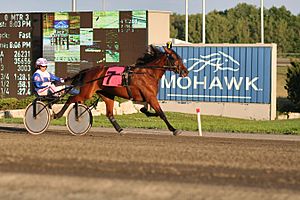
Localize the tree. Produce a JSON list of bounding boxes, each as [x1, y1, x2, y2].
[[265, 6, 296, 53], [188, 14, 201, 43], [170, 14, 185, 40], [226, 3, 260, 43], [170, 3, 300, 56], [285, 62, 300, 106], [206, 11, 231, 43]]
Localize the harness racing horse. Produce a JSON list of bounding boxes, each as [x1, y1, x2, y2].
[[54, 45, 189, 135]]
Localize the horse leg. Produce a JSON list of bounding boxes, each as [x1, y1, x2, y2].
[[147, 97, 180, 136], [54, 95, 83, 119], [97, 92, 123, 134], [140, 107, 159, 117]]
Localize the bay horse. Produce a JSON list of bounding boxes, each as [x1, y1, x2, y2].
[[54, 45, 189, 135]]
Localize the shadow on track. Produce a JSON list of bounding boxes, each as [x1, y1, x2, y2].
[[0, 126, 26, 133]]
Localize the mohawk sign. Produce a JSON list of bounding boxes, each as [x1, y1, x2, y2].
[[159, 46, 272, 104], [186, 51, 240, 73]]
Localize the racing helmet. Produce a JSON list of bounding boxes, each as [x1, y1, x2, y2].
[[35, 58, 48, 68]]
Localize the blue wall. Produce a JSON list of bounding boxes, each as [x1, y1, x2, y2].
[[158, 46, 272, 104]]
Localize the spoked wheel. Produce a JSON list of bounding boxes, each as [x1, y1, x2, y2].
[[24, 101, 51, 135], [66, 103, 92, 136]]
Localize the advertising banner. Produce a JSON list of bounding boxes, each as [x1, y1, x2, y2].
[[159, 46, 273, 104]]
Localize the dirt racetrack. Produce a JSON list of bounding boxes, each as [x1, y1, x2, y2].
[[0, 124, 299, 200]]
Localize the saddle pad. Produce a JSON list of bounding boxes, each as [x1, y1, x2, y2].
[[103, 66, 125, 87]]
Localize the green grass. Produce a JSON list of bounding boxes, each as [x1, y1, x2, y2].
[[2, 112, 300, 135], [0, 64, 299, 135]]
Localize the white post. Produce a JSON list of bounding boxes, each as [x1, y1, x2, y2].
[[202, 0, 206, 44], [196, 108, 202, 136], [185, 0, 189, 42], [261, 0, 264, 43], [102, 0, 106, 11], [72, 0, 77, 12]]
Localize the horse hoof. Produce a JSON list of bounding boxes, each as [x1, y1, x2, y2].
[[173, 129, 181, 136], [117, 129, 124, 135], [140, 107, 147, 113]]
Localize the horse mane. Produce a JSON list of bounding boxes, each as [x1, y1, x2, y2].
[[135, 45, 164, 66]]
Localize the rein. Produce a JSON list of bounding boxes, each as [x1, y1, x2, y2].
[[134, 65, 177, 71], [70, 52, 180, 87], [75, 65, 177, 86]]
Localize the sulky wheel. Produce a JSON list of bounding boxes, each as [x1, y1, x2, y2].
[[66, 103, 92, 136], [23, 101, 51, 135]]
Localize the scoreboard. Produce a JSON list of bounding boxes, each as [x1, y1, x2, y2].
[[0, 13, 42, 98], [0, 13, 39, 97], [0, 11, 149, 98], [42, 11, 148, 83]]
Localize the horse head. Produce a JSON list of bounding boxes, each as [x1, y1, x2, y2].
[[163, 46, 189, 77], [135, 44, 189, 77]]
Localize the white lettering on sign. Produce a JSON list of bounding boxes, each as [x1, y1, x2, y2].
[[246, 77, 260, 91], [177, 77, 191, 90], [0, 13, 32, 97], [161, 75, 260, 91], [19, 32, 31, 39], [208, 77, 223, 90], [193, 76, 207, 89], [224, 77, 243, 90], [0, 32, 9, 39], [160, 50, 265, 100]]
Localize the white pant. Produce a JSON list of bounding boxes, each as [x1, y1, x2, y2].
[[37, 84, 65, 96]]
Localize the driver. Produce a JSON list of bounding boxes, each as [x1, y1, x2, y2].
[[32, 58, 79, 96]]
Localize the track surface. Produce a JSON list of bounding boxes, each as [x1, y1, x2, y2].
[[0, 125, 299, 200]]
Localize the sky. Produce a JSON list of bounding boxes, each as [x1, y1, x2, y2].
[[0, 0, 298, 15]]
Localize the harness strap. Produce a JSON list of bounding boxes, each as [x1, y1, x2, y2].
[[122, 66, 134, 100], [74, 64, 175, 101], [82, 65, 173, 85]]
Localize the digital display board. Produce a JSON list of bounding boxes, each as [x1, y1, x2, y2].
[[42, 11, 148, 78], [0, 11, 148, 98], [0, 13, 42, 98]]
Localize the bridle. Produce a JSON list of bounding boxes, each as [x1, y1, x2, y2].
[[132, 51, 186, 76], [164, 52, 186, 76]]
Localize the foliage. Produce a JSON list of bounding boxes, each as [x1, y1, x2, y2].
[[0, 98, 19, 110], [16, 96, 37, 109], [0, 96, 37, 110], [285, 62, 300, 109], [0, 94, 129, 110], [170, 3, 300, 55]]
